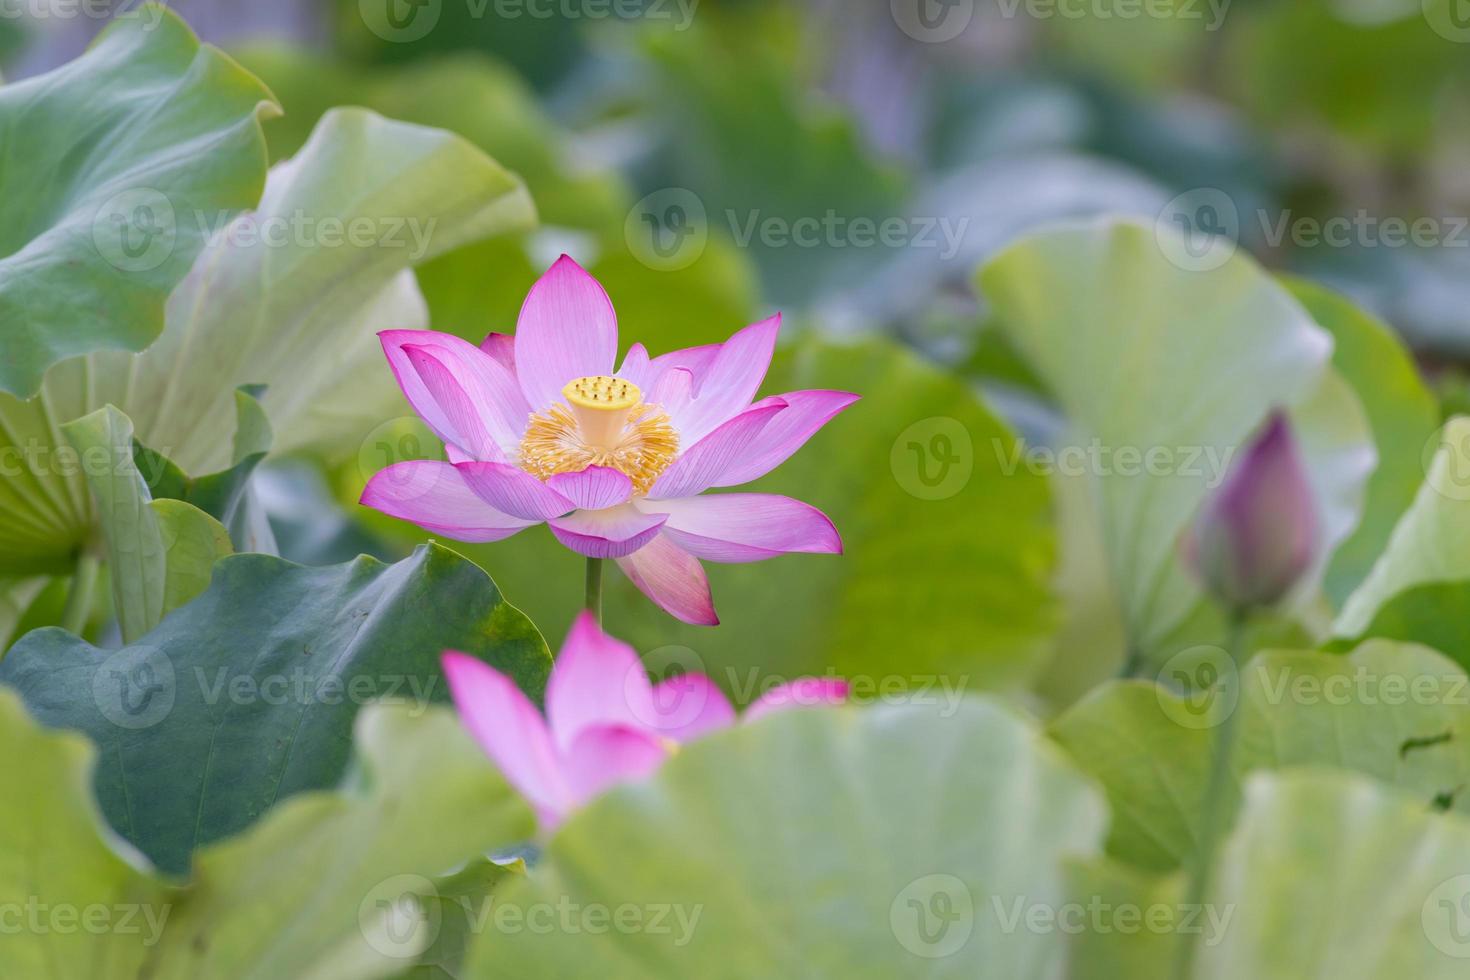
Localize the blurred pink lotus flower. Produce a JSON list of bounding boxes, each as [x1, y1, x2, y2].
[[363, 255, 857, 625], [1182, 411, 1320, 612], [442, 612, 847, 831]]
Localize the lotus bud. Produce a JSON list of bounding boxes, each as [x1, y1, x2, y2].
[[1182, 411, 1320, 613]]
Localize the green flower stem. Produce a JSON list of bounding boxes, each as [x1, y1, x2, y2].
[[585, 557, 604, 627], [1171, 614, 1248, 980], [60, 551, 101, 636]]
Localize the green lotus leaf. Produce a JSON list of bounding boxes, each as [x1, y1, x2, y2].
[[0, 106, 536, 577], [1069, 769, 1470, 978], [979, 218, 1374, 655], [1050, 640, 1470, 872], [1336, 417, 1470, 637], [0, 5, 277, 397], [464, 700, 1106, 978], [0, 689, 532, 979], [0, 543, 549, 874]]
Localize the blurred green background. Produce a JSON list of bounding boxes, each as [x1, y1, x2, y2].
[[6, 0, 1468, 708]]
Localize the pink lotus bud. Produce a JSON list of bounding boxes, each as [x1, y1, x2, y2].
[[1183, 412, 1320, 613]]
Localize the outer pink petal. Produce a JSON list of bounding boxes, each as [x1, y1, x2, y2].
[[480, 331, 516, 374], [648, 674, 736, 742], [457, 461, 573, 521], [402, 346, 505, 462], [546, 466, 633, 511], [641, 493, 842, 562], [546, 610, 657, 752], [616, 534, 718, 626], [513, 255, 618, 412], [711, 390, 859, 487], [647, 402, 785, 500], [560, 724, 670, 812], [380, 330, 528, 459], [665, 315, 780, 443], [442, 651, 568, 819], [744, 678, 850, 723], [360, 461, 534, 542], [647, 342, 722, 391], [615, 342, 654, 390], [548, 505, 668, 559]]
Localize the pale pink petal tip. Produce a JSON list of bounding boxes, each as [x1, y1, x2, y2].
[[744, 677, 849, 724]]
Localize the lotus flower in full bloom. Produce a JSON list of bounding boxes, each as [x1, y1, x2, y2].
[[442, 612, 848, 831], [362, 255, 858, 624], [1182, 411, 1320, 613]]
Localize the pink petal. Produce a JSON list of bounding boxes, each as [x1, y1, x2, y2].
[[360, 461, 534, 542], [649, 365, 695, 428], [480, 331, 517, 374], [560, 724, 670, 813], [665, 315, 780, 444], [442, 651, 567, 818], [647, 342, 723, 391], [513, 255, 618, 412], [744, 678, 850, 724], [457, 461, 573, 521], [402, 346, 505, 462], [647, 402, 785, 500], [640, 493, 842, 562], [648, 674, 736, 742], [380, 330, 528, 460], [615, 343, 654, 390], [711, 390, 859, 487], [546, 611, 657, 752], [548, 505, 668, 559], [546, 466, 633, 511], [616, 534, 719, 626]]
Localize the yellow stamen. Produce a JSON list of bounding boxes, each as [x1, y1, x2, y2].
[[520, 376, 679, 495]]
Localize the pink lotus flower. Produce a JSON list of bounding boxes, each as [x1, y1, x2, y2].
[[442, 612, 847, 831], [1182, 411, 1321, 612], [362, 255, 857, 624]]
